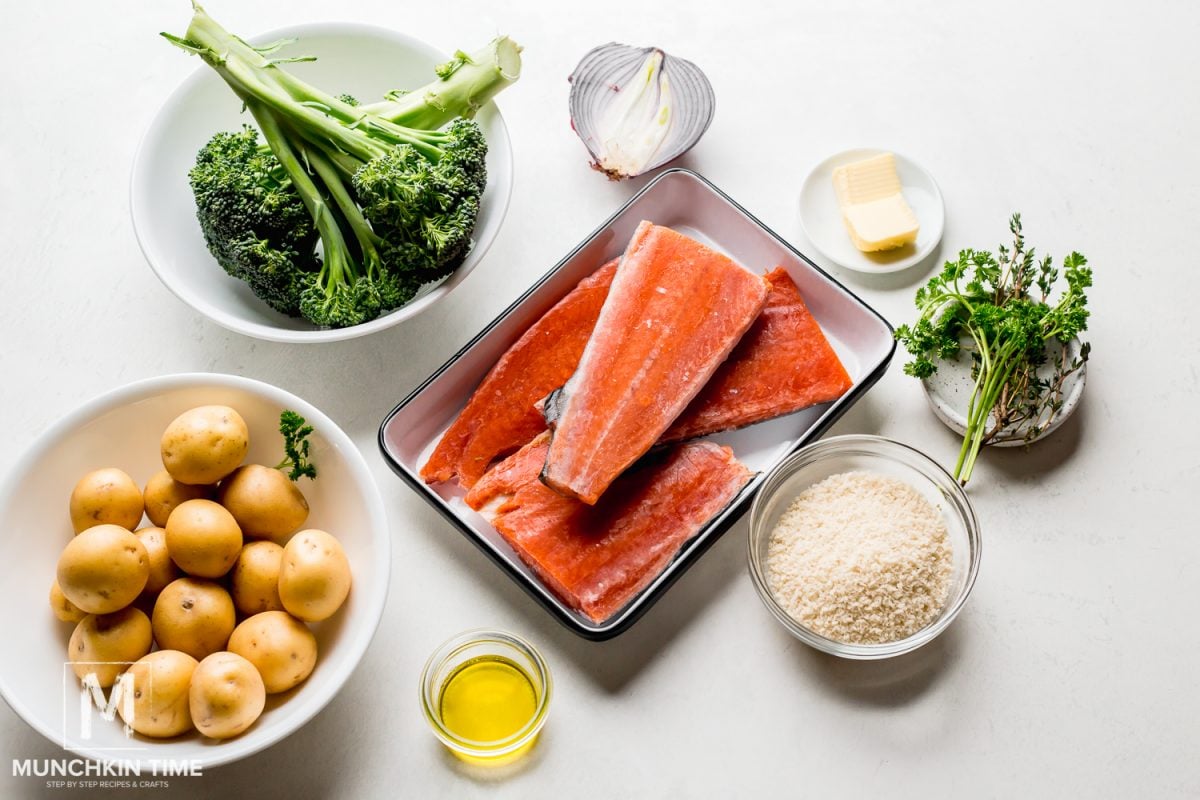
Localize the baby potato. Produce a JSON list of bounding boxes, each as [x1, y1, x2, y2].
[[152, 578, 236, 661], [118, 650, 199, 738], [69, 468, 144, 533], [227, 611, 318, 694], [165, 499, 242, 578], [49, 580, 86, 624], [189, 652, 266, 740], [134, 526, 180, 596], [278, 529, 352, 623], [143, 470, 210, 528], [57, 524, 149, 615], [230, 541, 285, 616], [217, 465, 309, 544], [68, 607, 153, 688], [160, 405, 249, 486]]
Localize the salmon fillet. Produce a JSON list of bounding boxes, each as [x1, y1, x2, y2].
[[541, 222, 768, 504], [420, 260, 619, 487], [661, 267, 853, 442], [466, 432, 751, 623]]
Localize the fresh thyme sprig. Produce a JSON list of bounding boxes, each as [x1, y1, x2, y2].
[[895, 215, 1093, 485]]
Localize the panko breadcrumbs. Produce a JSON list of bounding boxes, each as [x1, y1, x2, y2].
[[766, 470, 952, 645]]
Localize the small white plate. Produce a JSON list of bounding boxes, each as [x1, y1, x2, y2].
[[923, 337, 1087, 446], [799, 148, 944, 274], [130, 23, 513, 343]]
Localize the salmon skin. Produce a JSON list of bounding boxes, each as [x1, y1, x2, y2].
[[466, 432, 752, 624], [541, 222, 768, 505], [661, 267, 853, 443], [420, 259, 619, 488]]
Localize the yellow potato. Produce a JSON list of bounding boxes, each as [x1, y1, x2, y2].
[[160, 405, 249, 486], [165, 499, 242, 578], [143, 470, 209, 528], [68, 607, 153, 688], [152, 578, 235, 661], [118, 650, 198, 738], [217, 465, 309, 544], [230, 541, 285, 616], [57, 524, 149, 615], [50, 580, 86, 624], [69, 468, 144, 533], [227, 611, 318, 694], [134, 526, 180, 596], [189, 652, 266, 740], [279, 529, 352, 623]]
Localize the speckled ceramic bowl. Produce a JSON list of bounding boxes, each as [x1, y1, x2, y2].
[[922, 337, 1086, 447]]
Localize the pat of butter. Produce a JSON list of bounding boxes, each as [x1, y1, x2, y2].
[[832, 153, 919, 252]]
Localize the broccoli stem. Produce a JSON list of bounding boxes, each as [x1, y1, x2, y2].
[[179, 5, 457, 163], [246, 101, 338, 248], [247, 98, 358, 299], [187, 28, 382, 162], [359, 37, 522, 129], [300, 141, 387, 278]]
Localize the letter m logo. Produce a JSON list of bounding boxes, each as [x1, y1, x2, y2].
[[77, 667, 136, 740]]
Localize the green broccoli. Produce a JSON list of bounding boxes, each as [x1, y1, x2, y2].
[[166, 4, 521, 328], [187, 127, 318, 315], [359, 37, 522, 130]]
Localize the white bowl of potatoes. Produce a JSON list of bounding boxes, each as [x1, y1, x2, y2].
[[0, 373, 389, 768]]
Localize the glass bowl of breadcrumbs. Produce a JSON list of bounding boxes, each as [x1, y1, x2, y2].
[[747, 435, 981, 659]]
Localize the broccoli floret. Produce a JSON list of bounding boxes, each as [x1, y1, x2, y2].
[[352, 121, 487, 282], [165, 6, 520, 328], [299, 253, 366, 329], [245, 103, 416, 329], [187, 127, 318, 315]]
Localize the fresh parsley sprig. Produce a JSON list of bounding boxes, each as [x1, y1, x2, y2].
[[895, 215, 1093, 485], [276, 410, 317, 481]]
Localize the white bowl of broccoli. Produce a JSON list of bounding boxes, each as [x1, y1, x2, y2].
[[132, 11, 518, 342]]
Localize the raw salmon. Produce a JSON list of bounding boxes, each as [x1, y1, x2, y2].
[[541, 222, 768, 504], [420, 260, 619, 488], [466, 432, 751, 623], [661, 267, 853, 442]]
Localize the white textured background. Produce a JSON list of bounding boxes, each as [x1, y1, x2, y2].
[[2, 1, 1199, 797]]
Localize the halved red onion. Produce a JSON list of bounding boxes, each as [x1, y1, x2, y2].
[[569, 42, 715, 180]]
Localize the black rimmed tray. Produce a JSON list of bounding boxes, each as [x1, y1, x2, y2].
[[378, 169, 895, 640]]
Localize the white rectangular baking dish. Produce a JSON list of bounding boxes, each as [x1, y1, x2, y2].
[[379, 169, 896, 639]]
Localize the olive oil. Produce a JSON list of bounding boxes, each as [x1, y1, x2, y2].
[[421, 631, 552, 766], [437, 655, 539, 764]]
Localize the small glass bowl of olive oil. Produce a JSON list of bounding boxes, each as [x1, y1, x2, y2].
[[420, 629, 552, 765]]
